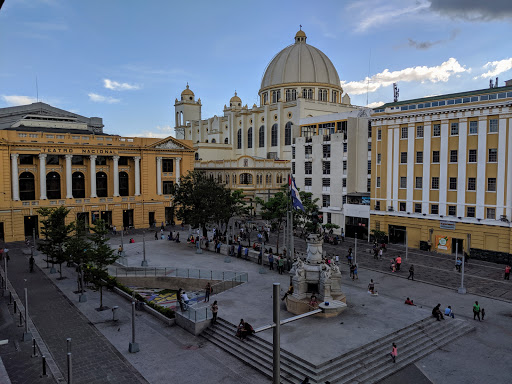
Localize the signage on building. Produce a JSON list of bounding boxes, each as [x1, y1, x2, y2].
[[440, 221, 456, 230], [435, 235, 451, 251], [42, 148, 118, 155]]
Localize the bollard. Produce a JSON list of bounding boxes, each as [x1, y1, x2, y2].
[[112, 306, 119, 322], [40, 355, 48, 377], [31, 338, 38, 358], [9, 291, 12, 305], [18, 311, 23, 327], [13, 300, 17, 314], [67, 352, 72, 384], [67, 338, 71, 354]]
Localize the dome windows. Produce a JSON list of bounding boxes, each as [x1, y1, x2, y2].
[[272, 90, 281, 103], [303, 88, 314, 100], [332, 91, 338, 103], [285, 89, 297, 102], [318, 89, 328, 102]]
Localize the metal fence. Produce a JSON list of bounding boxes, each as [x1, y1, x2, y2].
[[109, 266, 248, 282]]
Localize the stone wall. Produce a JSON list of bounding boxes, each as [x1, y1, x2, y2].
[[470, 248, 512, 265]]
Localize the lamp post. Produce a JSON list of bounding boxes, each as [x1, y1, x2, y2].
[[458, 244, 466, 294], [128, 302, 139, 353], [141, 231, 148, 267]]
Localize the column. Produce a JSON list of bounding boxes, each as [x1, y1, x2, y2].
[[89, 155, 97, 198], [406, 124, 414, 213], [156, 157, 162, 195], [39, 153, 47, 200], [507, 117, 512, 219], [386, 127, 394, 210], [496, 117, 507, 218], [175, 157, 181, 186], [422, 123, 431, 214], [457, 119, 467, 217], [11, 153, 19, 201], [392, 127, 399, 211], [476, 118, 487, 219], [65, 154, 73, 199], [113, 155, 120, 197], [134, 156, 141, 196], [439, 120, 449, 215]]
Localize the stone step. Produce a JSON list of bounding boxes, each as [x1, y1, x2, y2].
[[327, 320, 474, 383]]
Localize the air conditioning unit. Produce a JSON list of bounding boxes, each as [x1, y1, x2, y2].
[[388, 206, 394, 212]]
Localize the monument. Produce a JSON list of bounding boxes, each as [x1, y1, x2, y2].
[[285, 234, 347, 317]]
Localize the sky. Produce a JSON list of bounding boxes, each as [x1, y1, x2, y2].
[[1, 0, 512, 138]]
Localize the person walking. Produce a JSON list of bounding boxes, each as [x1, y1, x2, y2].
[[407, 265, 415, 280], [347, 248, 353, 264], [455, 257, 462, 272], [473, 301, 481, 321], [390, 343, 397, 363], [177, 288, 184, 312], [258, 249, 263, 265], [395, 256, 402, 271], [29, 255, 35, 273], [504, 265, 511, 280], [378, 247, 384, 260], [211, 300, 218, 325], [341, 231, 345, 242], [205, 282, 212, 302], [4, 248, 9, 265], [349, 264, 355, 279], [154, 231, 158, 240], [268, 253, 274, 270], [237, 243, 242, 258], [352, 264, 359, 280], [278, 255, 285, 274]]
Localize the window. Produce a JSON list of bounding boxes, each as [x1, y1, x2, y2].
[[368, 124, 372, 138], [400, 152, 407, 163], [432, 177, 439, 189], [292, 147, 295, 160], [368, 160, 371, 174], [119, 171, 129, 196], [271, 124, 278, 147], [467, 207, 475, 218], [448, 206, 456, 216], [305, 162, 312, 174], [367, 179, 371, 192], [431, 204, 439, 214], [237, 129, 242, 149], [415, 203, 422, 213], [468, 149, 477, 163], [469, 121, 478, 134], [399, 202, 406, 211], [450, 150, 458, 163], [271, 90, 281, 103], [118, 157, 128, 165], [416, 151, 423, 163], [323, 161, 330, 175], [72, 172, 85, 198], [240, 173, 253, 185], [323, 144, 331, 158], [285, 89, 297, 102], [305, 145, 312, 158], [305, 178, 312, 186], [488, 177, 497, 192], [318, 89, 327, 101], [322, 195, 330, 207], [332, 90, 338, 103], [433, 124, 441, 137], [259, 126, 265, 147], [433, 151, 440, 163], [342, 178, 347, 187], [377, 153, 381, 164], [343, 160, 347, 171], [162, 159, 173, 172], [342, 195, 347, 205], [415, 177, 422, 189], [343, 143, 347, 153], [400, 177, 407, 189], [262, 92, 268, 105], [19, 155, 34, 165], [224, 137, 229, 144], [416, 125, 424, 138], [374, 201, 381, 210], [46, 155, 59, 165], [322, 178, 330, 187], [368, 142, 371, 151], [46, 172, 61, 199], [489, 118, 498, 133], [376, 176, 381, 187], [96, 172, 108, 197], [487, 208, 496, 219], [303, 88, 313, 99], [247, 127, 253, 148], [285, 122, 292, 146], [401, 127, 408, 139], [451, 122, 459, 135], [377, 129, 382, 140], [292, 162, 295, 174], [19, 172, 35, 200], [488, 148, 497, 162], [468, 177, 476, 191], [163, 181, 174, 195], [449, 177, 457, 190]]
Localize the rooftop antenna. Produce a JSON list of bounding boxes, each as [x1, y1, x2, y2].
[[366, 49, 371, 106], [393, 83, 399, 102]]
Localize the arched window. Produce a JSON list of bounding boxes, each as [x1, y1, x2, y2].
[[46, 172, 61, 199], [240, 173, 253, 185], [285, 89, 297, 101], [318, 89, 327, 101], [211, 138, 216, 143], [237, 129, 242, 149], [72, 172, 85, 198], [233, 174, 237, 184], [303, 88, 313, 99], [194, 153, 199, 160], [259, 126, 265, 147], [224, 137, 229, 144], [96, 172, 108, 197], [217, 174, 222, 183], [266, 174, 272, 184], [119, 171, 129, 196], [19, 172, 35, 201], [205, 139, 208, 143], [226, 174, 230, 184], [285, 121, 293, 145], [271, 124, 278, 147], [247, 127, 253, 148]]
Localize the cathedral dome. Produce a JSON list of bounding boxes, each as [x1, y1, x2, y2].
[[260, 29, 341, 92]]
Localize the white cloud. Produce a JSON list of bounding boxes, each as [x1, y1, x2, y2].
[[88, 93, 120, 104], [137, 125, 174, 138], [341, 58, 468, 95], [475, 58, 512, 79], [2, 95, 37, 106], [103, 79, 140, 91], [366, 101, 385, 108]]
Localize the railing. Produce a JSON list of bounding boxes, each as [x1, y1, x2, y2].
[[110, 266, 248, 283]]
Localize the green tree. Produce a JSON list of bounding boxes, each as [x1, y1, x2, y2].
[[88, 219, 117, 310], [216, 189, 249, 238], [371, 229, 387, 243], [37, 206, 74, 279], [293, 191, 320, 237], [66, 219, 91, 297], [255, 190, 289, 252]]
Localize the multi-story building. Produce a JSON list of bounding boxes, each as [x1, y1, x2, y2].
[[174, 29, 358, 202], [371, 82, 512, 257], [294, 110, 371, 236], [0, 102, 194, 242]]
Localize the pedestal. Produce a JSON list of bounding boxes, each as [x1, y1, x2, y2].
[[22, 332, 32, 342], [129, 342, 139, 353]]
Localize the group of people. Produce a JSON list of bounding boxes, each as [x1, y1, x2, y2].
[[372, 242, 386, 260], [267, 252, 286, 274], [346, 248, 359, 280], [389, 256, 402, 272]]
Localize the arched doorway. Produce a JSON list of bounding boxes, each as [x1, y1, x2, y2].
[[19, 172, 35, 201], [119, 171, 129, 196], [46, 172, 61, 199], [72, 172, 85, 198]]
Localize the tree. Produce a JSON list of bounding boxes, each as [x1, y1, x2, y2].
[[293, 191, 320, 238], [173, 171, 243, 238], [255, 190, 289, 252], [88, 219, 117, 310], [322, 223, 340, 233], [66, 219, 91, 298], [371, 229, 387, 243], [37, 206, 74, 279], [216, 189, 249, 240]]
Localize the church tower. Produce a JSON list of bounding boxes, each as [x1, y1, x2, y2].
[[174, 84, 201, 139]]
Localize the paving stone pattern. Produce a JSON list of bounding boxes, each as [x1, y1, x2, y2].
[[5, 245, 148, 384]]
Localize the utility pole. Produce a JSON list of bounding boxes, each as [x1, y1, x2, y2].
[[141, 231, 148, 267]]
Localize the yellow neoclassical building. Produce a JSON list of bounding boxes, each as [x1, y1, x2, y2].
[[0, 102, 194, 242], [370, 82, 512, 258]]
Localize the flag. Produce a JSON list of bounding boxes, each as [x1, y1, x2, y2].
[[289, 175, 305, 211]]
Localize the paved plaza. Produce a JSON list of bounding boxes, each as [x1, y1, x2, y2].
[[1, 228, 511, 383]]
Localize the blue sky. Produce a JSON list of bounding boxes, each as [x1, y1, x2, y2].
[[1, 0, 512, 138]]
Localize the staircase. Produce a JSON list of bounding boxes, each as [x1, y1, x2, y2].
[[201, 316, 474, 384]]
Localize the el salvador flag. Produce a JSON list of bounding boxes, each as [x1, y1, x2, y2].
[[289, 175, 305, 211]]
